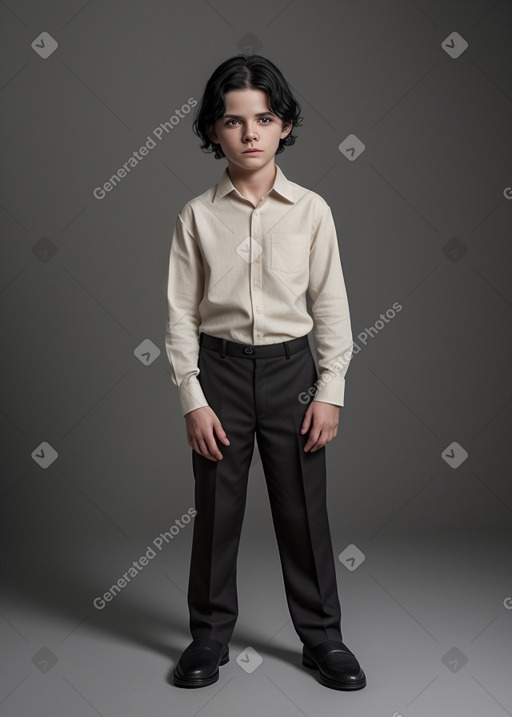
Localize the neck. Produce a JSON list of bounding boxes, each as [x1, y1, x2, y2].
[[227, 162, 277, 200]]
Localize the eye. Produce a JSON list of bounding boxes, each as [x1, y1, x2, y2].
[[224, 117, 273, 126]]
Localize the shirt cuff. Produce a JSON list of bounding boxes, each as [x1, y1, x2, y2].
[[312, 375, 346, 407], [178, 378, 209, 417]]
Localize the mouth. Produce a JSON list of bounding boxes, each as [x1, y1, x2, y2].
[[243, 149, 263, 154]]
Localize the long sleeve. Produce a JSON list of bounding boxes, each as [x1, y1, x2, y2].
[[165, 212, 209, 416], [307, 201, 353, 406]]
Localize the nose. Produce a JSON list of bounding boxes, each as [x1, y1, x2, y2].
[[243, 123, 259, 141]]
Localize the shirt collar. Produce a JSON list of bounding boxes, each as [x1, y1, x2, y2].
[[212, 163, 295, 204]]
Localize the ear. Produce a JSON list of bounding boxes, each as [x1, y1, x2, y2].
[[206, 123, 219, 143], [280, 120, 292, 139]]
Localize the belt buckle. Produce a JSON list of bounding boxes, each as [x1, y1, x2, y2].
[[243, 345, 254, 355]]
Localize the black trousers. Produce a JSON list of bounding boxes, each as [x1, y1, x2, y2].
[[187, 331, 343, 649]]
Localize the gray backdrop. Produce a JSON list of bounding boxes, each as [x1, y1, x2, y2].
[[1, 1, 511, 716]]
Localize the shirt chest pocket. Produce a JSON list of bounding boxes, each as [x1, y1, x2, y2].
[[270, 233, 310, 273]]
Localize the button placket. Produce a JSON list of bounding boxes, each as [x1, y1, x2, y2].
[[250, 205, 264, 345]]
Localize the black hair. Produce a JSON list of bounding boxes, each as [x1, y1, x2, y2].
[[192, 54, 303, 159]]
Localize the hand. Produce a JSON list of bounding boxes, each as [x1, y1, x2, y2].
[[300, 401, 340, 452], [184, 406, 230, 462]]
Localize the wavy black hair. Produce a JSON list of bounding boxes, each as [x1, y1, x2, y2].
[[192, 54, 303, 159]]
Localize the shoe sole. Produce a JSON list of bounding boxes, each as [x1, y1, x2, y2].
[[173, 651, 229, 688], [302, 654, 367, 690]]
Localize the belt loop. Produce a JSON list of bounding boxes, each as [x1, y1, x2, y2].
[[283, 341, 290, 360], [220, 338, 227, 358], [199, 332, 204, 345]]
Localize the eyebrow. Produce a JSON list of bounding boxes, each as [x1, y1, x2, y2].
[[222, 112, 275, 119]]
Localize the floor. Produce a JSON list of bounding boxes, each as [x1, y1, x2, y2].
[[2, 529, 511, 717]]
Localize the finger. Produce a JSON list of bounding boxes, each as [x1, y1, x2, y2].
[[310, 429, 329, 452], [304, 431, 320, 452], [204, 433, 224, 461], [301, 410, 311, 433], [214, 422, 230, 446], [196, 435, 218, 461], [311, 438, 326, 452]]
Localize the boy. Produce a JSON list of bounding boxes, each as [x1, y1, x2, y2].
[[165, 54, 366, 691]]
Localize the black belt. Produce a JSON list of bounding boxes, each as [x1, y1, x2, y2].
[[199, 331, 309, 359]]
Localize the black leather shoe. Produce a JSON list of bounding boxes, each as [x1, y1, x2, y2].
[[302, 639, 366, 690], [173, 637, 229, 688]]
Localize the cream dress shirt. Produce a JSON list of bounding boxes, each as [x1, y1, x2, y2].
[[165, 163, 353, 416]]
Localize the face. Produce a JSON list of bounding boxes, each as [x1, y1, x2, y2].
[[207, 88, 292, 171]]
